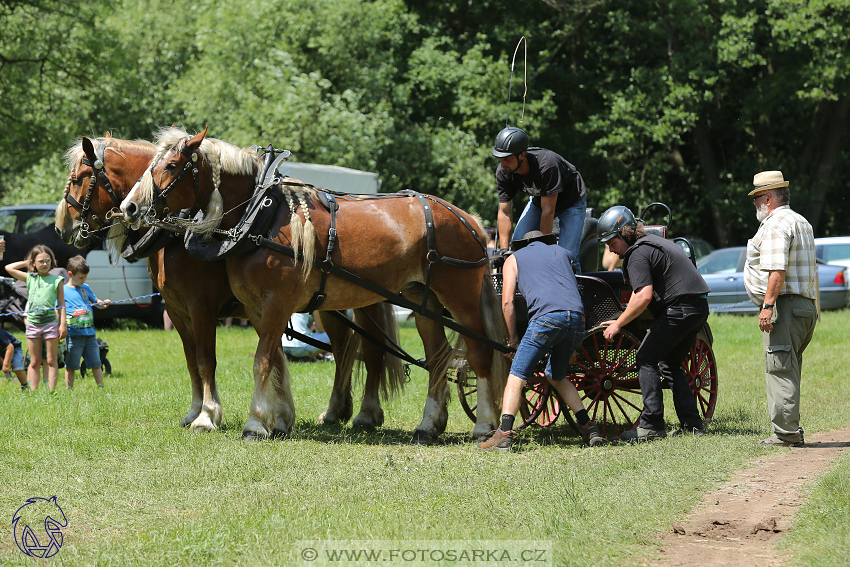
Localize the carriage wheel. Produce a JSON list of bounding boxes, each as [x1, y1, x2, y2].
[[515, 374, 562, 429], [456, 367, 560, 430], [682, 333, 718, 421], [570, 328, 643, 439], [454, 363, 480, 423]]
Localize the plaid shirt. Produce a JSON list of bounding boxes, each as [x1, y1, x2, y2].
[[744, 205, 817, 304]]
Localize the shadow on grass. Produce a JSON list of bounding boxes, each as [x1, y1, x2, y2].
[[706, 407, 763, 436], [213, 415, 588, 447]]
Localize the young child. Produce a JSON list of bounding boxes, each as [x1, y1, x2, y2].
[[5, 245, 66, 392], [63, 255, 110, 389], [0, 328, 28, 392]]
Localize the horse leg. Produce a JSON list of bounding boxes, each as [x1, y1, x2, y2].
[[168, 312, 204, 428], [433, 276, 508, 440], [186, 305, 224, 432], [351, 302, 404, 430], [408, 300, 453, 444], [244, 321, 295, 440], [317, 311, 355, 425]]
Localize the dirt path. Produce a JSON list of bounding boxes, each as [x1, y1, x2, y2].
[[654, 426, 850, 567]]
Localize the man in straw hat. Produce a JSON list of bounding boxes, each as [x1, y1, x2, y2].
[[743, 170, 817, 447], [478, 230, 604, 451]]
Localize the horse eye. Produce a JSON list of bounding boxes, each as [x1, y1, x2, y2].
[[165, 162, 177, 171], [72, 178, 83, 186]]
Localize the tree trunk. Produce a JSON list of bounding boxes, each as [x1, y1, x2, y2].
[[802, 98, 850, 233], [693, 119, 731, 246]]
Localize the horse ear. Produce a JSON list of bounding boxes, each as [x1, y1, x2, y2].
[[104, 131, 111, 138], [82, 137, 97, 161], [185, 126, 209, 152]]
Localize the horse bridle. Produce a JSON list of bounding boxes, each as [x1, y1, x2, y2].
[[141, 145, 201, 225], [64, 142, 124, 239]]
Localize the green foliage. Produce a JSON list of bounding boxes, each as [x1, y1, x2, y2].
[[1, 0, 849, 232]]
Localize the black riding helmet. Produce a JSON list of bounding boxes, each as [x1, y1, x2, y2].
[[492, 127, 529, 158], [597, 205, 637, 243]]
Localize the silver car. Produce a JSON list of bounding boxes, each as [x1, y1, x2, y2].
[[697, 246, 850, 313]]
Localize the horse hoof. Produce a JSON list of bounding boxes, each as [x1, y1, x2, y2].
[[317, 411, 338, 426], [471, 425, 496, 441], [241, 430, 267, 442], [410, 430, 435, 445]]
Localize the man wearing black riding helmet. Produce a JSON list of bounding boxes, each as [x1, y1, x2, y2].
[[493, 126, 588, 271]]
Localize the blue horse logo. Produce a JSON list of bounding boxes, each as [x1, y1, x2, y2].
[[12, 496, 68, 558]]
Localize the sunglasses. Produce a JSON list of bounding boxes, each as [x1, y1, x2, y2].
[[752, 193, 767, 204]]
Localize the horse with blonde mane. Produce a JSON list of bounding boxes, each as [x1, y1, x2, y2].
[[121, 127, 509, 442], [56, 134, 404, 434]]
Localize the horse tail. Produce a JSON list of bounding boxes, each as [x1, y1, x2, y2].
[[479, 272, 509, 404], [375, 302, 405, 400], [334, 318, 360, 404]]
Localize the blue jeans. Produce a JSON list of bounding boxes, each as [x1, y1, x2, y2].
[[513, 193, 587, 271], [65, 334, 101, 371], [510, 311, 585, 381], [283, 331, 330, 358]]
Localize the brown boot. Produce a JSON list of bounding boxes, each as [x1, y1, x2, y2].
[[477, 428, 513, 452], [580, 420, 606, 447]]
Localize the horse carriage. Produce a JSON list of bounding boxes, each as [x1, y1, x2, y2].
[[453, 204, 718, 440], [59, 127, 715, 443]]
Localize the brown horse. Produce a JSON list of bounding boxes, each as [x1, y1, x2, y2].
[[55, 135, 403, 433], [121, 127, 509, 441]]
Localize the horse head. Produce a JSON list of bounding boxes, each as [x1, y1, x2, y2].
[[57, 135, 156, 252], [120, 126, 260, 239], [121, 126, 211, 226]]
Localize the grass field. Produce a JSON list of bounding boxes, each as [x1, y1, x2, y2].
[[1, 311, 849, 566]]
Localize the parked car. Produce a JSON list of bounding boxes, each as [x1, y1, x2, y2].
[[0, 204, 162, 325], [674, 236, 715, 262], [815, 236, 850, 270], [696, 246, 850, 313]]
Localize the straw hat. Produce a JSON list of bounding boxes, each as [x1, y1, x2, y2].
[[749, 171, 789, 196], [511, 230, 558, 251]]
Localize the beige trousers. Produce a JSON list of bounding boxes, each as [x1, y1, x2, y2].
[[762, 294, 817, 442]]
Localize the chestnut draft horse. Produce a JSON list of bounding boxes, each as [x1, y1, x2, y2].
[[121, 127, 509, 442], [55, 135, 404, 434]]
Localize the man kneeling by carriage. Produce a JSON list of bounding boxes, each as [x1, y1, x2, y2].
[[478, 230, 605, 452]]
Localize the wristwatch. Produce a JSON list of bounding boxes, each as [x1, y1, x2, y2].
[[762, 303, 774, 310]]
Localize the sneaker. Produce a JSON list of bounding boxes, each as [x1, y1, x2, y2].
[[672, 426, 705, 437], [759, 435, 804, 447], [620, 426, 667, 442], [477, 428, 513, 452], [580, 420, 607, 447]]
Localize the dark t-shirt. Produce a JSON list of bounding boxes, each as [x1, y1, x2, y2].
[[0, 329, 21, 350], [514, 242, 584, 320], [623, 235, 711, 315], [496, 148, 586, 213]]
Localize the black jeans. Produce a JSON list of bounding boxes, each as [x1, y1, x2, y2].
[[636, 296, 709, 431]]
